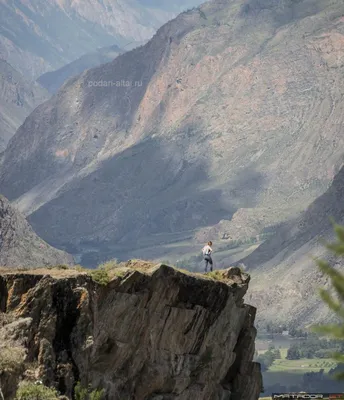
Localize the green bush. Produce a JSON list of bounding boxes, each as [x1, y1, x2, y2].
[[74, 382, 88, 400], [273, 349, 282, 359], [257, 349, 278, 371], [0, 346, 25, 372], [97, 259, 120, 270], [90, 259, 131, 283], [207, 271, 224, 281], [75, 265, 87, 272], [47, 264, 69, 270], [89, 388, 104, 400], [15, 382, 59, 400], [286, 345, 301, 360], [312, 222, 344, 380], [74, 382, 104, 400], [90, 269, 110, 286]]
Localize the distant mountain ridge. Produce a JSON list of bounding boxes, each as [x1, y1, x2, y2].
[[37, 44, 123, 94], [0, 59, 48, 152], [1, 0, 344, 300], [0, 0, 204, 80]]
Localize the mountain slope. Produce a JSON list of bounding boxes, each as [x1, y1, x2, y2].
[[37, 44, 122, 94], [1, 0, 344, 266], [0, 195, 73, 267], [0, 59, 48, 152], [242, 165, 344, 328], [0, 0, 203, 80]]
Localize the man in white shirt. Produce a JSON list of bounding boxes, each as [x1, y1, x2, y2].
[[202, 241, 213, 272]]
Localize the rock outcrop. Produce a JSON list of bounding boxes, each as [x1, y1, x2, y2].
[[0, 195, 73, 267], [0, 264, 262, 399]]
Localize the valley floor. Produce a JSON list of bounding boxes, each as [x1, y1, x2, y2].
[[257, 344, 344, 396]]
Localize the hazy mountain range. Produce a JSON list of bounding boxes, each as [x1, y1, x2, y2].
[[1, 0, 344, 325], [0, 0, 203, 80], [37, 44, 123, 94], [0, 59, 48, 152]]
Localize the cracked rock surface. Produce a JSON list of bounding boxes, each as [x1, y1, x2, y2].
[[0, 264, 262, 399]]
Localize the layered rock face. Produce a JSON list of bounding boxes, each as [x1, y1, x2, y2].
[[0, 195, 73, 267], [0, 265, 262, 399]]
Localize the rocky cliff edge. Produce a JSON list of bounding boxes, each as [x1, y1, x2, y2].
[[0, 263, 262, 399]]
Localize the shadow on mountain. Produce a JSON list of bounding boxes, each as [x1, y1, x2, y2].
[[239, 165, 344, 269], [224, 167, 267, 209], [28, 136, 266, 266], [0, 10, 203, 200], [240, 0, 327, 24]]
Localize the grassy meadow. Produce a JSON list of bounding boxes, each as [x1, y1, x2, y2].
[[258, 347, 340, 397]]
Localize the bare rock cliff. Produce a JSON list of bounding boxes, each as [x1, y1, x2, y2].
[[0, 195, 73, 267], [0, 265, 262, 399]]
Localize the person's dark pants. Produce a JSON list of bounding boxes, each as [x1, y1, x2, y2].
[[204, 255, 213, 272]]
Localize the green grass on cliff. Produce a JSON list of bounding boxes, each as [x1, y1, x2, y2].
[[15, 381, 60, 400], [0, 261, 245, 287], [0, 346, 25, 372]]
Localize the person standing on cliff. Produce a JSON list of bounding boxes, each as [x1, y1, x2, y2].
[[202, 241, 213, 273]]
